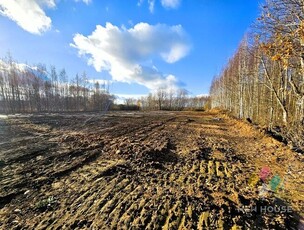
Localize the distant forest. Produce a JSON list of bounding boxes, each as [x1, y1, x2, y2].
[[0, 56, 114, 113], [0, 55, 209, 114], [125, 89, 209, 111], [210, 0, 304, 151]]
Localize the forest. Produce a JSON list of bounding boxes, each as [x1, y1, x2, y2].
[[0, 57, 114, 113], [210, 0, 304, 152], [0, 56, 209, 113]]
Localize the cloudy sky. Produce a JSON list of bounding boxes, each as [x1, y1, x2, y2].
[[0, 0, 262, 98]]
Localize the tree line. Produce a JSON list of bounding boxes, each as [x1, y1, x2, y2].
[[0, 55, 114, 113], [121, 89, 209, 111], [210, 0, 304, 151], [0, 54, 209, 114]]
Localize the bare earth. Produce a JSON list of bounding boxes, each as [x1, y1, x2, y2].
[[0, 111, 303, 229]]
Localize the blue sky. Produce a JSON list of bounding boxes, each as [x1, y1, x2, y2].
[[0, 0, 263, 98]]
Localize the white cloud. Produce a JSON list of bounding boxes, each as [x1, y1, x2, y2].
[[0, 59, 37, 73], [148, 0, 155, 13], [115, 94, 146, 99], [137, 0, 154, 12], [161, 0, 181, 9], [0, 0, 92, 34], [39, 0, 56, 8], [74, 0, 92, 5], [137, 0, 144, 6], [0, 0, 55, 35], [114, 94, 147, 104], [138, 0, 181, 12], [87, 79, 112, 85], [71, 22, 190, 91], [196, 94, 209, 97]]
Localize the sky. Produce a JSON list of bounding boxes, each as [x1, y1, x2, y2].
[[0, 0, 263, 99]]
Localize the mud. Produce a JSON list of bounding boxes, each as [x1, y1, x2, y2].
[[0, 111, 303, 229]]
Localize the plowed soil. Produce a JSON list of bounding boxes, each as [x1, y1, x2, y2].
[[0, 111, 303, 229]]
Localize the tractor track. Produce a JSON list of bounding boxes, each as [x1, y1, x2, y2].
[[0, 111, 303, 229]]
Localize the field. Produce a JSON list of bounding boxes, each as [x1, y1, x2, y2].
[[0, 111, 303, 229]]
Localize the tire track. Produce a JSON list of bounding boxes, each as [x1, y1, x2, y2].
[[0, 112, 302, 230]]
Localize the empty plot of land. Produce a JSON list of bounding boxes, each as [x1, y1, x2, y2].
[[0, 111, 303, 229]]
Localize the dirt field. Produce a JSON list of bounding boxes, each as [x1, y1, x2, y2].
[[0, 111, 303, 229]]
